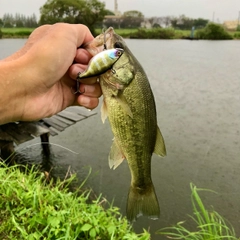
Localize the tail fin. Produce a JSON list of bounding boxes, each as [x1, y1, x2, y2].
[[126, 183, 160, 222]]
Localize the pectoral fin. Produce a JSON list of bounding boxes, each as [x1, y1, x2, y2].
[[154, 126, 166, 157], [115, 92, 133, 118], [109, 139, 126, 169]]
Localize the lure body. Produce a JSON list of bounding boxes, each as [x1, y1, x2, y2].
[[78, 48, 124, 79]]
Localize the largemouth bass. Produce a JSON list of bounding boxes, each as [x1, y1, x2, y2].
[[83, 27, 166, 221]]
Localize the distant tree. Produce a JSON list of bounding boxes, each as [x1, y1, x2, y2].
[[1, 13, 38, 28], [121, 10, 144, 28], [104, 9, 115, 16], [170, 17, 178, 28], [195, 23, 233, 40], [103, 17, 123, 29], [2, 13, 15, 27], [149, 17, 164, 28], [102, 9, 121, 29], [161, 16, 172, 28], [24, 14, 38, 28], [170, 15, 193, 29], [152, 23, 161, 28], [14, 13, 24, 27], [0, 18, 3, 27], [39, 0, 106, 35], [123, 10, 144, 18], [193, 18, 209, 29], [171, 15, 208, 30]]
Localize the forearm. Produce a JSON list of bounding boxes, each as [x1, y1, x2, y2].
[[0, 24, 101, 126], [0, 59, 25, 125]]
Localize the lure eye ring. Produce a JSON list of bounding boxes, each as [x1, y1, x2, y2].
[[117, 50, 122, 56]]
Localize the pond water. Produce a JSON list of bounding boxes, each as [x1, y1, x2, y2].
[[1, 38, 240, 238]]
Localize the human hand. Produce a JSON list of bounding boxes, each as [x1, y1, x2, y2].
[[0, 23, 101, 124]]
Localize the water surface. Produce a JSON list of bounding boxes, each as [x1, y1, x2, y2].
[[1, 38, 240, 238]]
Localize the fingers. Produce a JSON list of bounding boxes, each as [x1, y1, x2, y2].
[[68, 63, 98, 84], [48, 23, 94, 47], [73, 24, 94, 47], [75, 48, 93, 64], [76, 95, 100, 110], [69, 48, 93, 78], [80, 82, 102, 98], [69, 78, 101, 109], [76, 82, 102, 109], [68, 63, 86, 79], [70, 83, 101, 110]]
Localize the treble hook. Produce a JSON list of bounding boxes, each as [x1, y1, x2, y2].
[[71, 75, 85, 95]]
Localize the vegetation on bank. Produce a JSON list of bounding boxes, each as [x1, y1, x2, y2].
[[0, 23, 238, 40], [122, 23, 234, 39], [0, 27, 33, 38], [0, 163, 239, 239], [128, 28, 175, 39], [195, 23, 233, 40], [158, 183, 239, 239], [0, 0, 238, 39], [0, 163, 149, 239]]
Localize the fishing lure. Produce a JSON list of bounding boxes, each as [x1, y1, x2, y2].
[[73, 48, 124, 94]]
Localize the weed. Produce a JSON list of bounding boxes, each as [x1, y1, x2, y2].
[[0, 163, 149, 239], [157, 183, 239, 240]]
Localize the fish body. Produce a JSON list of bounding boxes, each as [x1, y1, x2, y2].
[[78, 48, 124, 79], [83, 27, 166, 221]]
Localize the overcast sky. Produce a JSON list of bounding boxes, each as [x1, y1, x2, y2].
[[0, 0, 239, 23]]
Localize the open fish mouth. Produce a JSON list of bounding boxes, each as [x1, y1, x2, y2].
[[83, 27, 115, 56]]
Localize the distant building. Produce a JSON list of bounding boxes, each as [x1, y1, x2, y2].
[[103, 0, 122, 28], [114, 0, 121, 16], [223, 20, 239, 30]]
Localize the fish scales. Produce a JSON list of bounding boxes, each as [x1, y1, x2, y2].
[[106, 65, 157, 185], [82, 27, 166, 222]]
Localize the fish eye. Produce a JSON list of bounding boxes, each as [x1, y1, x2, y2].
[[114, 42, 124, 49]]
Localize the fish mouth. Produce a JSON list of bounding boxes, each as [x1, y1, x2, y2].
[[83, 27, 115, 56]]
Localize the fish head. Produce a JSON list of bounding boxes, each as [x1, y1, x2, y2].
[[83, 27, 114, 56], [84, 27, 135, 88], [84, 27, 128, 57], [104, 28, 136, 87]]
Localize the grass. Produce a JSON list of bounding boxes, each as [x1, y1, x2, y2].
[[1, 28, 34, 38], [0, 159, 239, 239], [1, 27, 35, 33], [1, 27, 239, 39], [157, 183, 239, 239], [96, 28, 190, 39], [0, 162, 149, 239]]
